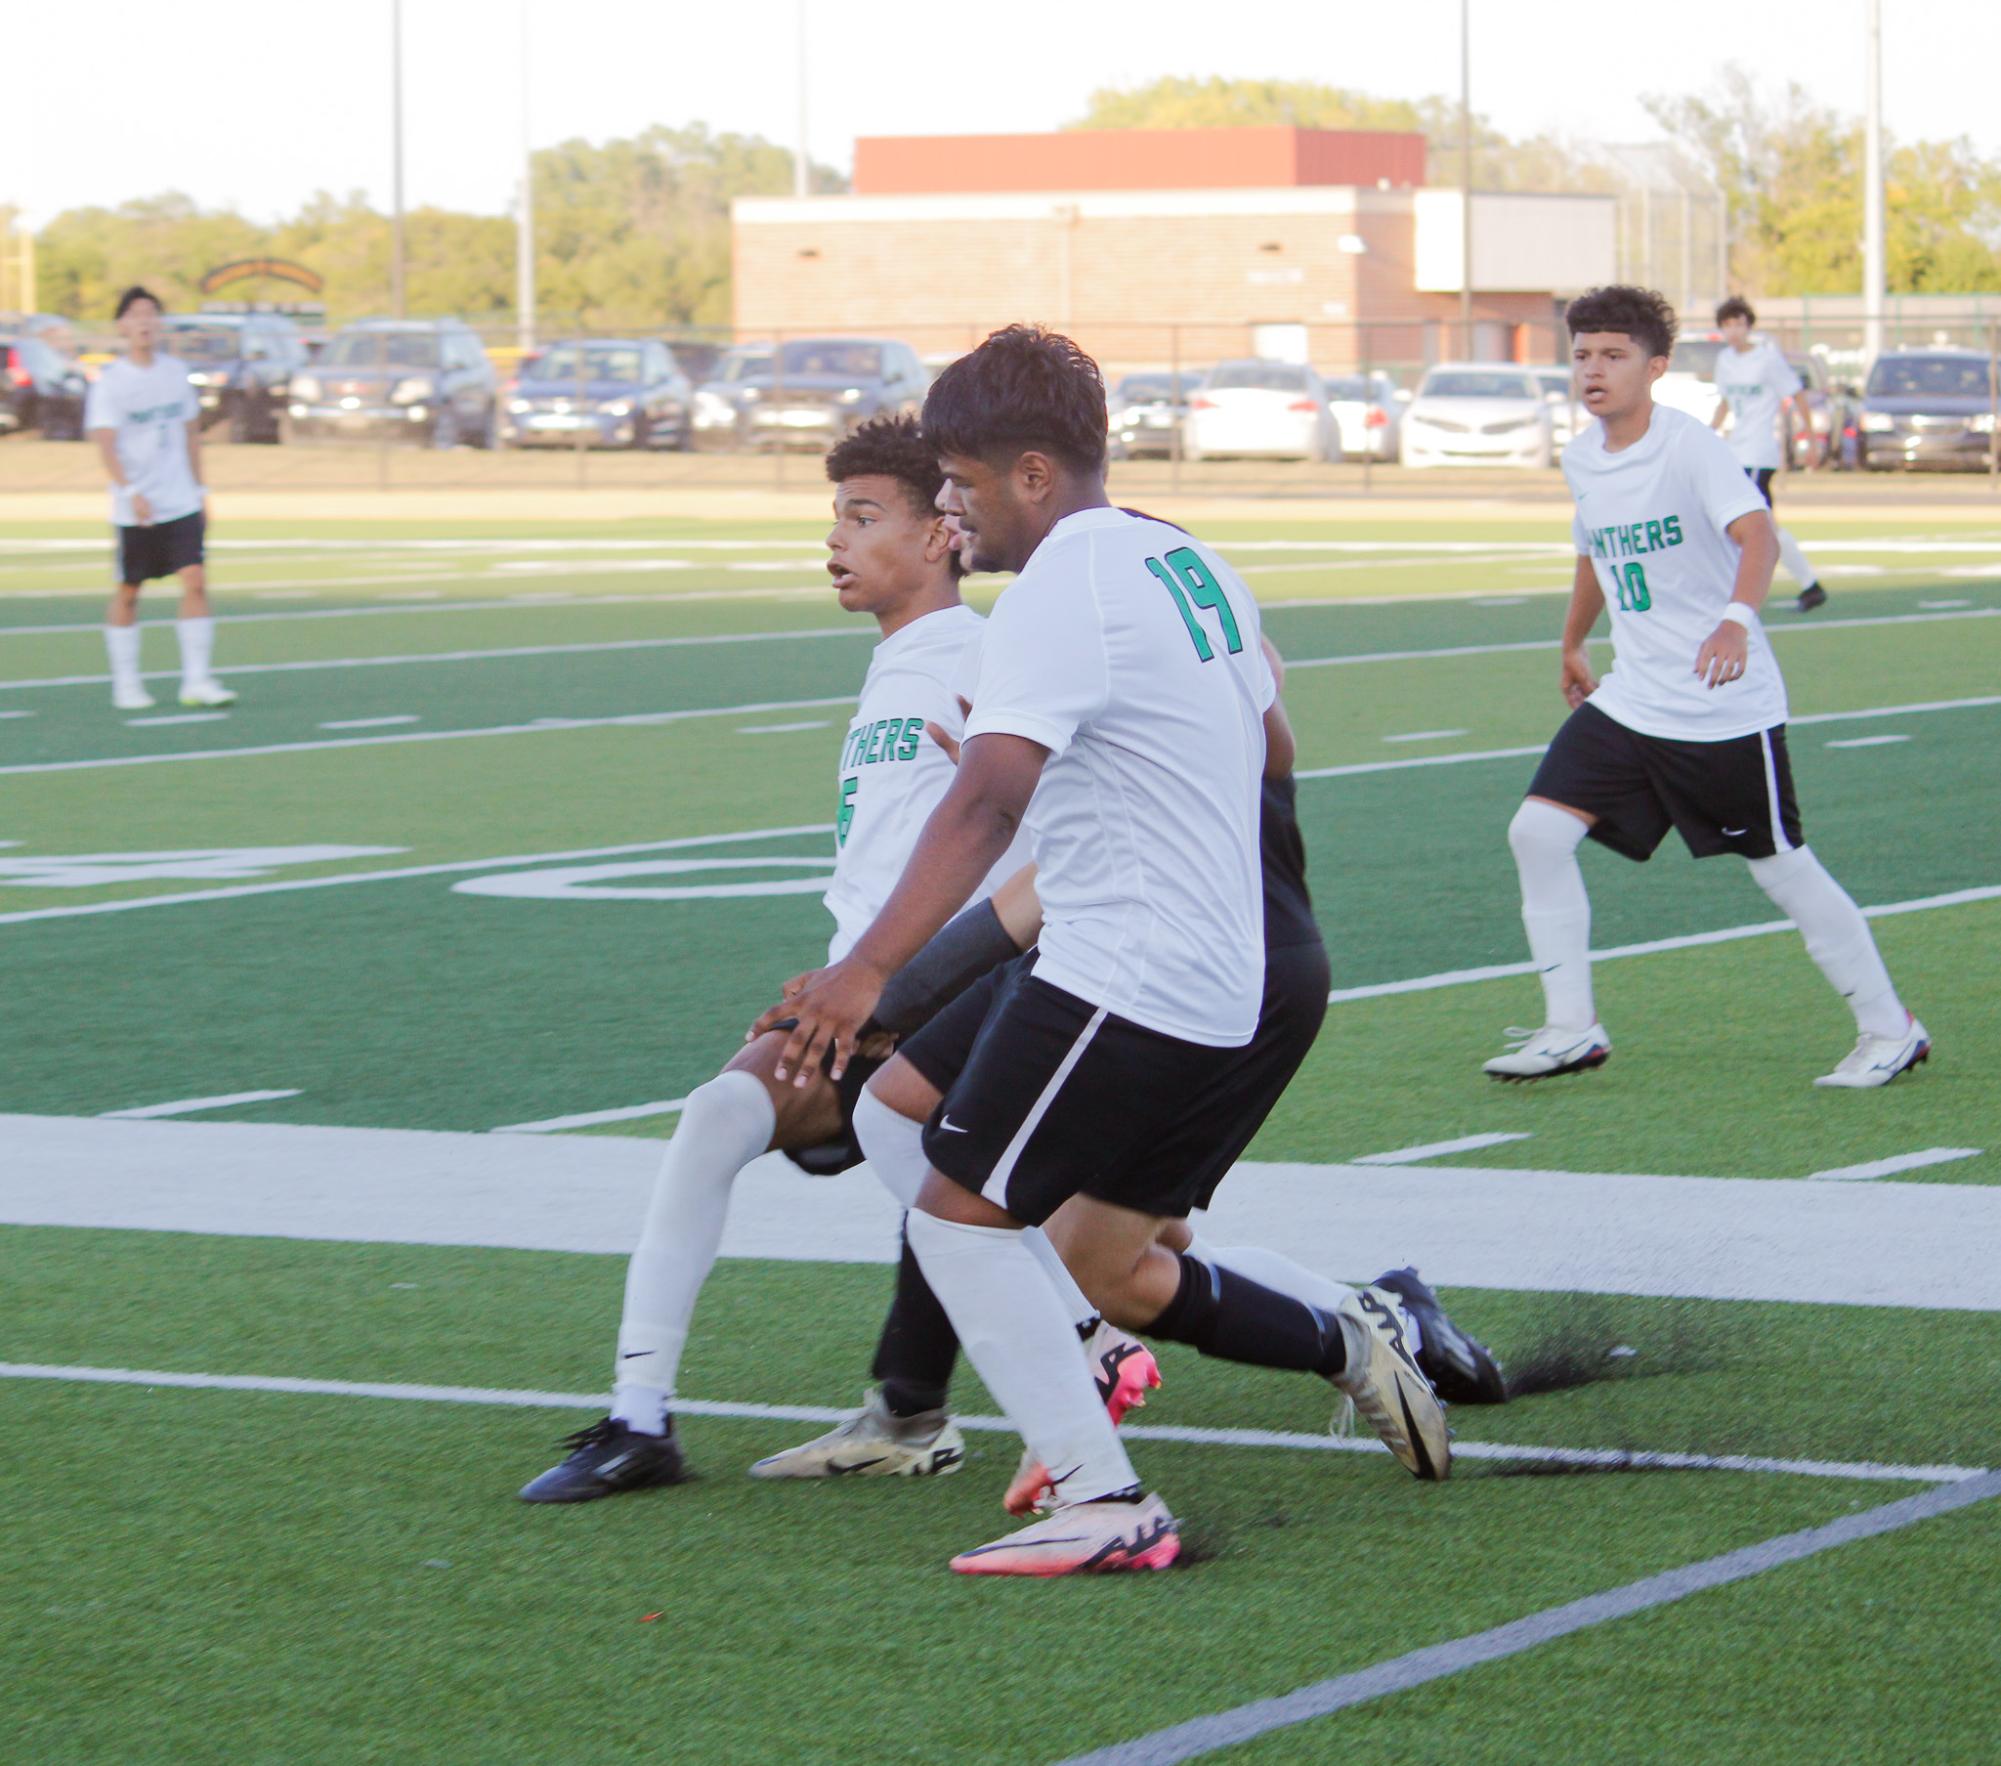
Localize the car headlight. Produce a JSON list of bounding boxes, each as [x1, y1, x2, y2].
[[838, 387, 864, 404], [600, 400, 632, 417], [740, 387, 761, 403], [1973, 413, 1996, 433], [1861, 412, 1894, 433], [390, 377, 436, 405], [291, 375, 321, 402], [508, 398, 531, 415]]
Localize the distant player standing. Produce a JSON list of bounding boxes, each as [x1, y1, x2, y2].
[[1486, 286, 1927, 1089], [1711, 295, 1827, 613], [86, 287, 235, 712]]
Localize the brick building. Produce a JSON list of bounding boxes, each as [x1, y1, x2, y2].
[[731, 127, 1616, 377]]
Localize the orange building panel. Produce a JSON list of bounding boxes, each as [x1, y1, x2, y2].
[[852, 127, 1426, 195]]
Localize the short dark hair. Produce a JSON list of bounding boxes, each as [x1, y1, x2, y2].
[[115, 286, 162, 320], [1565, 285, 1677, 360], [922, 323, 1107, 477], [1715, 295, 1756, 327], [824, 412, 964, 577]]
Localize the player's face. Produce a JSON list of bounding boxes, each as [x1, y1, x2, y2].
[[1720, 315, 1752, 348], [827, 476, 945, 614], [935, 452, 1027, 574], [1571, 331, 1665, 424], [117, 300, 161, 350]]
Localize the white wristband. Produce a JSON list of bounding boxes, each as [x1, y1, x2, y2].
[[1720, 602, 1758, 630]]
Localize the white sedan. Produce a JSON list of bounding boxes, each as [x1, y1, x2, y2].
[[1400, 365, 1555, 469], [1183, 360, 1336, 462]]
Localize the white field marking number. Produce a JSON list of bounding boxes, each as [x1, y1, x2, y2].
[[0, 846, 406, 889], [453, 855, 836, 903]]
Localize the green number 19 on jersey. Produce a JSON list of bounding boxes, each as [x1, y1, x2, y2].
[[1146, 546, 1244, 661]]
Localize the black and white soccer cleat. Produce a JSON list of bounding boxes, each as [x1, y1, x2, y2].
[[1370, 1267, 1509, 1406], [518, 1417, 689, 1503]]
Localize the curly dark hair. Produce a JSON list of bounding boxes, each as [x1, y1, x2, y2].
[[114, 285, 162, 320], [824, 412, 946, 516], [922, 323, 1107, 477], [1565, 285, 1677, 360], [1715, 295, 1756, 327]]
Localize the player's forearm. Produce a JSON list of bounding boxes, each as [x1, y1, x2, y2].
[[92, 432, 127, 487], [1560, 560, 1604, 651], [185, 430, 204, 492], [1727, 519, 1779, 614]]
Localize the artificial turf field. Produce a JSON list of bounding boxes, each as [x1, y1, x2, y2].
[[3, 508, 2000, 1761]]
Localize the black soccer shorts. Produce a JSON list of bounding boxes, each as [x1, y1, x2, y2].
[[1527, 700, 1803, 862], [116, 510, 205, 585], [1745, 467, 1777, 508]]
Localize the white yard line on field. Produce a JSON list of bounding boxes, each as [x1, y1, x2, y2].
[[98, 1089, 301, 1120], [0, 1364, 1985, 1490], [0, 821, 834, 928], [1825, 734, 1911, 748], [1380, 728, 1468, 743], [124, 713, 230, 728], [492, 1098, 688, 1134], [1323, 882, 2001, 1005], [319, 715, 421, 730], [1807, 1148, 1982, 1183], [1055, 1471, 2001, 1766], [737, 720, 832, 735], [1354, 1132, 1533, 1166]]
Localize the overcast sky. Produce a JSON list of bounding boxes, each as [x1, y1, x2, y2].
[[5, 0, 1993, 227]]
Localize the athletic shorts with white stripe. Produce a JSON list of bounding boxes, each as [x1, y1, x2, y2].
[[1528, 699, 1803, 862], [913, 963, 1247, 1225]]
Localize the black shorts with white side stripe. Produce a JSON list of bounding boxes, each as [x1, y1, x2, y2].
[[1527, 700, 1803, 862], [910, 966, 1249, 1226], [1745, 467, 1777, 507]]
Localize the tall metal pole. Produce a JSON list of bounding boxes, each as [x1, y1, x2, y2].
[[1862, 0, 1885, 368], [793, 0, 810, 199], [516, 0, 535, 352], [391, 0, 407, 319], [1459, 0, 1473, 355]]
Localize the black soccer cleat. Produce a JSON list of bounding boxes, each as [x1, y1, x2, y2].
[[518, 1417, 689, 1503], [1370, 1267, 1509, 1406], [1794, 582, 1828, 613]]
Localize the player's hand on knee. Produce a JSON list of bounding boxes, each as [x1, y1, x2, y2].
[[757, 956, 887, 1086]]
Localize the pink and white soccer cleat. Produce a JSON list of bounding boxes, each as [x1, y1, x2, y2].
[[1004, 1323, 1162, 1515], [950, 1494, 1179, 1577]]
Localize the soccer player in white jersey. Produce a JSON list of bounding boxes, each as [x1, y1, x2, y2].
[[1486, 286, 1928, 1090], [758, 327, 1447, 1576], [85, 287, 235, 712], [520, 415, 1028, 1502], [1711, 295, 1827, 614]]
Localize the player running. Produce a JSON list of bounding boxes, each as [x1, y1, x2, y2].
[[1486, 285, 1928, 1090], [86, 287, 235, 712], [752, 636, 1507, 1503], [760, 326, 1452, 1577], [519, 415, 1026, 1503], [1711, 296, 1827, 613]]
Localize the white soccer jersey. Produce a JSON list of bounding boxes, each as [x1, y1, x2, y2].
[[1566, 404, 1787, 741], [823, 603, 1025, 963], [1714, 338, 1802, 471], [84, 354, 204, 527], [964, 506, 1274, 1047]]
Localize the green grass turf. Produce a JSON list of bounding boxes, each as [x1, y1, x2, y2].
[[3, 1228, 1995, 1762]]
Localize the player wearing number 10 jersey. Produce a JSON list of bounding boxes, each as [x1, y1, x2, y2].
[[1487, 285, 1927, 1091]]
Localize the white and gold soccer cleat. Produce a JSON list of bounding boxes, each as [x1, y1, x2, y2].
[[1814, 1015, 1931, 1089], [1331, 1286, 1451, 1481], [747, 1388, 965, 1480]]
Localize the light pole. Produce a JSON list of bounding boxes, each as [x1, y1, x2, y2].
[[1862, 0, 1885, 366], [1459, 0, 1474, 356], [391, 0, 407, 319]]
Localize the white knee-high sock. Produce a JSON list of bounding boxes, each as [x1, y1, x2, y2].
[[907, 1210, 1139, 1505], [610, 1071, 775, 1434], [177, 614, 216, 688], [1508, 799, 1596, 1029], [1023, 1227, 1100, 1334], [853, 1087, 929, 1209], [1775, 526, 1820, 591], [1748, 847, 1907, 1039], [104, 624, 143, 692]]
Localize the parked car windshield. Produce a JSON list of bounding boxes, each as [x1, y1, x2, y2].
[[1208, 362, 1313, 393], [1115, 373, 1197, 404], [778, 341, 882, 378], [1668, 338, 1723, 378], [717, 352, 771, 383], [1867, 356, 1993, 398], [322, 330, 443, 369], [535, 345, 644, 384], [1535, 371, 1574, 397], [1322, 376, 1377, 401], [1419, 370, 1537, 399], [161, 324, 243, 363]]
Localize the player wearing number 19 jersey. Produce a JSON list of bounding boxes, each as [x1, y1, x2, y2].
[[1486, 285, 1927, 1091]]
